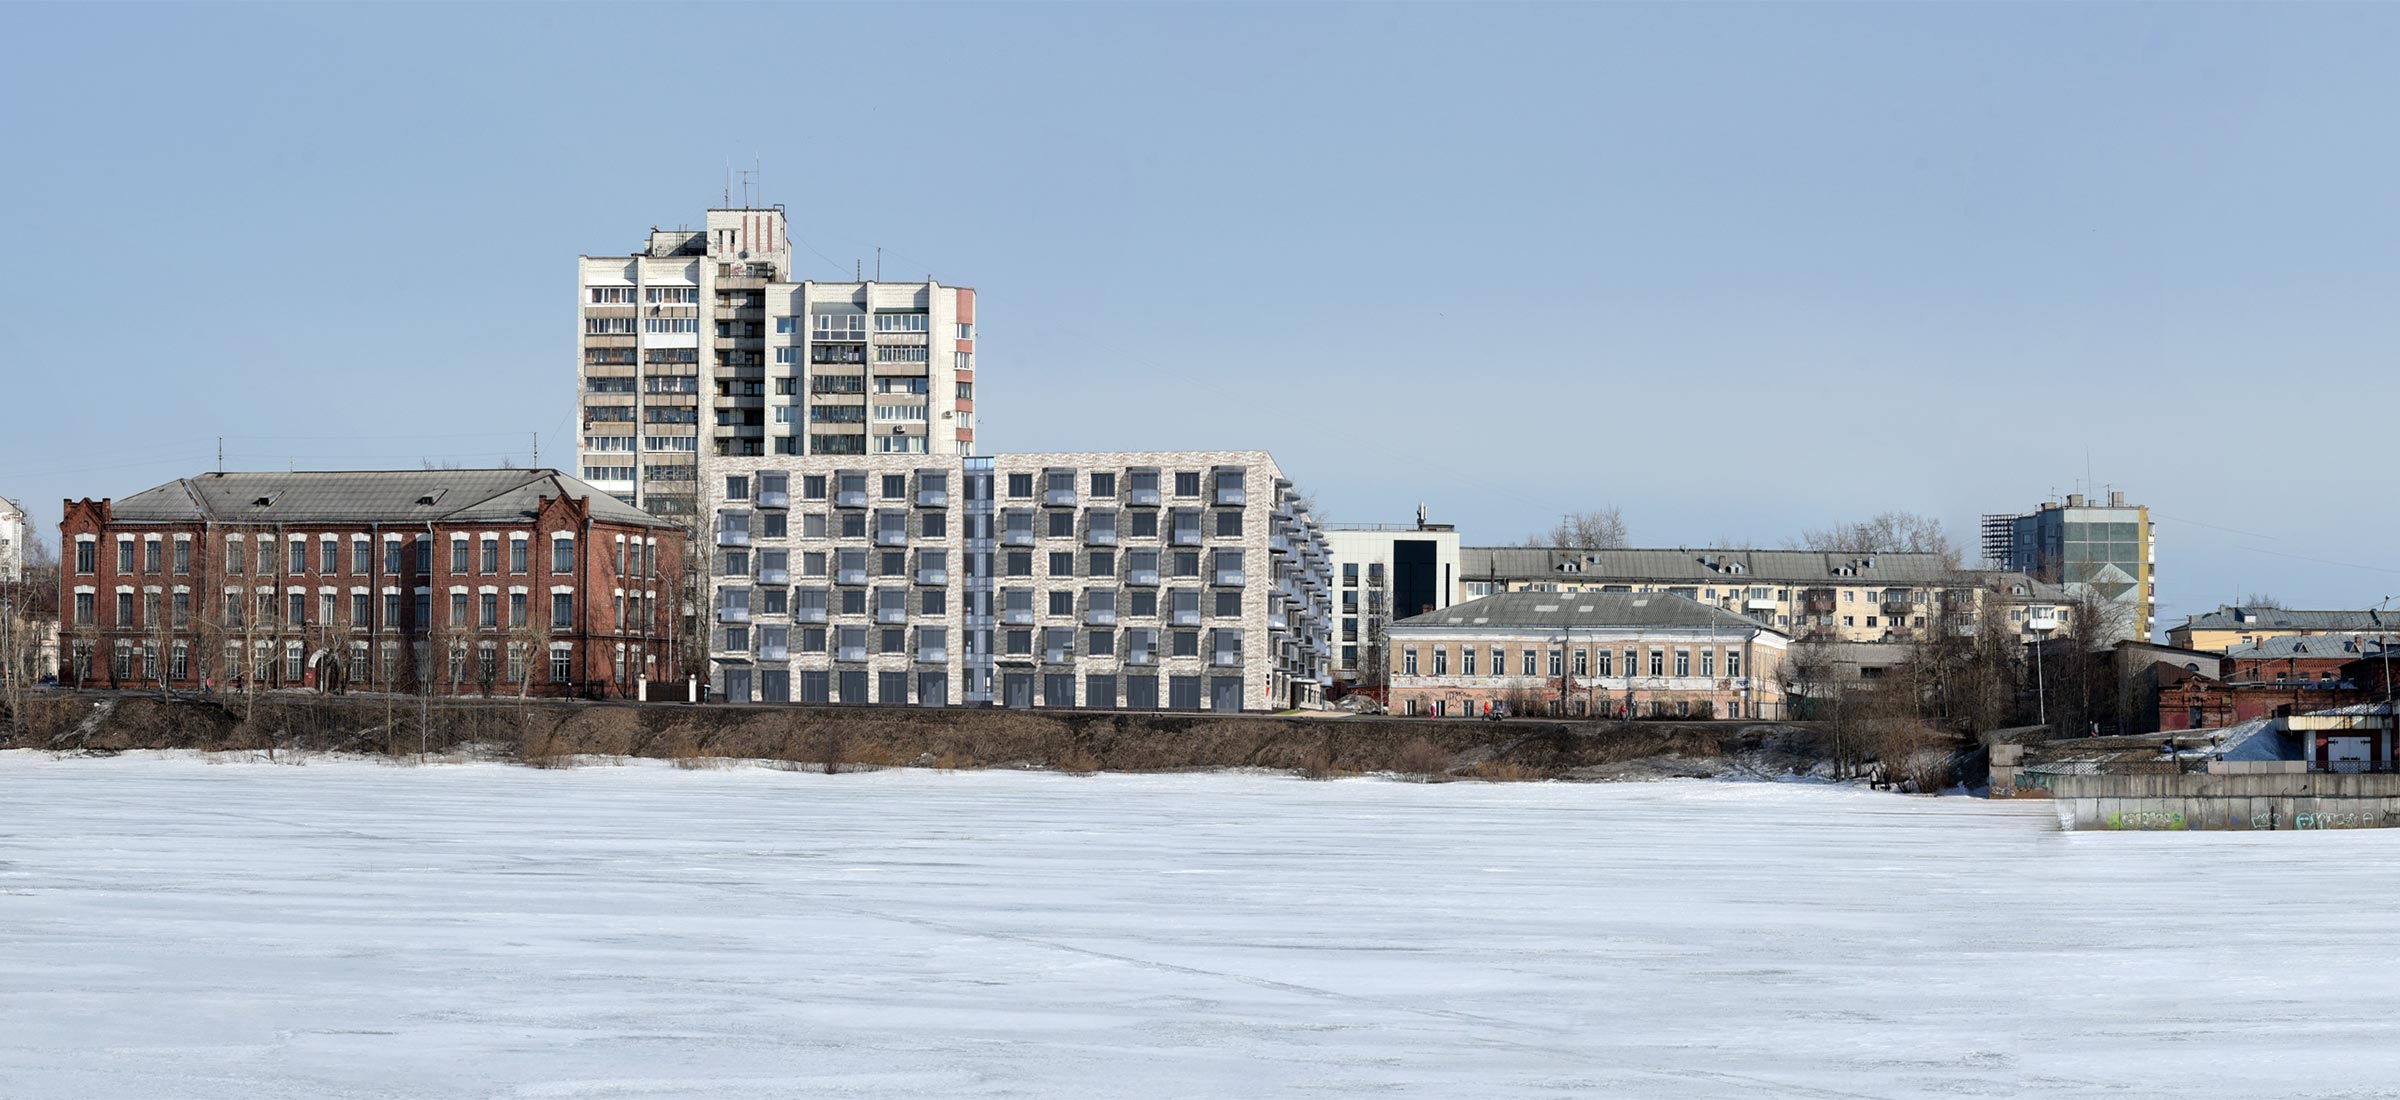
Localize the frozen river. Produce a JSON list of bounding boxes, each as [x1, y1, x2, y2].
[[2, 753, 2393, 1099]]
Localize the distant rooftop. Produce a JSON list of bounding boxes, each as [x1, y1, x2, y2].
[[1390, 590, 1784, 635], [1462, 547, 1959, 586], [2177, 606, 2396, 633]]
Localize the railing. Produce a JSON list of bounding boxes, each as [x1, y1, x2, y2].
[[794, 607, 827, 624], [876, 530, 908, 546], [1003, 608, 1033, 625], [1002, 529, 1034, 547], [916, 489, 948, 507], [877, 607, 908, 624], [837, 646, 867, 662], [1129, 488, 1161, 506], [835, 490, 868, 508], [1171, 528, 1203, 546], [1128, 569, 1160, 587], [1087, 529, 1118, 547], [756, 491, 789, 508], [1213, 651, 1242, 666], [916, 569, 947, 586], [917, 648, 948, 664], [836, 568, 867, 586], [716, 607, 751, 623], [1215, 570, 1245, 587], [1087, 609, 1117, 626], [1045, 489, 1077, 507], [1215, 488, 1246, 506], [758, 645, 789, 660], [715, 529, 751, 547], [757, 568, 789, 584], [1172, 609, 1201, 626]]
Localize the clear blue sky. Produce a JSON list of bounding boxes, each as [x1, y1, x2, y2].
[[4, 3, 2396, 631]]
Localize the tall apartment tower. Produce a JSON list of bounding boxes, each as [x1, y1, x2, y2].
[[577, 207, 978, 521], [1981, 490, 2155, 642]]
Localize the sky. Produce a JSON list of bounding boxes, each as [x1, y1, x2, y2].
[[3, 3, 2396, 632]]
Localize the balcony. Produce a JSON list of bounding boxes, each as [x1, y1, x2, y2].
[[837, 645, 867, 663], [716, 606, 751, 624], [1746, 598, 1777, 611], [916, 568, 948, 586], [1269, 534, 1292, 553], [758, 643, 789, 661], [917, 647, 948, 663], [756, 491, 789, 509], [876, 529, 909, 547], [794, 607, 827, 624], [1129, 487, 1161, 507], [1002, 528, 1035, 547], [836, 567, 867, 586], [1213, 651, 1242, 667], [1087, 528, 1118, 547], [836, 489, 868, 509], [1045, 488, 1077, 507], [1214, 569, 1246, 587], [1004, 607, 1034, 626], [1882, 601, 1915, 617], [1214, 487, 1246, 506], [757, 568, 789, 585], [878, 607, 908, 624], [1087, 608, 1117, 626], [1171, 528, 1203, 547], [715, 529, 751, 547], [1126, 651, 1157, 666], [1128, 569, 1160, 587], [1043, 648, 1070, 665], [916, 487, 948, 507], [1172, 607, 1201, 627], [1267, 610, 1288, 631]]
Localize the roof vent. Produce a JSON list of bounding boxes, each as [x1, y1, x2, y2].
[[251, 494, 278, 508], [416, 490, 447, 507], [1534, 604, 1560, 613]]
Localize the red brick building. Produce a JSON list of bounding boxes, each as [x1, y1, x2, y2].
[[2159, 636, 2393, 731], [58, 470, 685, 697]]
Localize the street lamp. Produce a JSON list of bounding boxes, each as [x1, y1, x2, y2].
[[2029, 616, 2056, 732]]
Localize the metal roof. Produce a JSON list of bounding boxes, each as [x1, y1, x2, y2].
[[1389, 590, 1787, 636], [2221, 635, 2397, 661], [2174, 606, 2395, 633], [105, 470, 673, 528], [1461, 546, 1961, 586]]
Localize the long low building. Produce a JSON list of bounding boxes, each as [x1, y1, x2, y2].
[[1384, 591, 1791, 720], [700, 450, 1332, 712], [57, 470, 686, 696]]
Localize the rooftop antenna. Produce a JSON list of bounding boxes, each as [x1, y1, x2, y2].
[[875, 247, 882, 281], [723, 160, 731, 207], [736, 164, 758, 209], [216, 437, 223, 474], [532, 432, 540, 469]]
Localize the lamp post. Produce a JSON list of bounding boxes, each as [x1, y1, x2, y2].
[[2030, 619, 2054, 732]]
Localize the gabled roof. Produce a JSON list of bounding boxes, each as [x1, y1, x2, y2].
[[2175, 606, 2395, 633], [1390, 590, 1786, 636], [105, 470, 673, 528], [1461, 547, 1959, 586], [2222, 635, 2397, 661]]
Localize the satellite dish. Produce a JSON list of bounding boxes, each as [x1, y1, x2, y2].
[[738, 250, 750, 260]]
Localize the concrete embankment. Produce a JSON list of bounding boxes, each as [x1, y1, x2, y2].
[[2044, 766, 2400, 831]]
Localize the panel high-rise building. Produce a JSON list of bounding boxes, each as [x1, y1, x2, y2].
[[577, 207, 978, 522], [1981, 490, 2154, 642]]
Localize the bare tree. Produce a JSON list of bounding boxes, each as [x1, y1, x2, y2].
[[1524, 507, 1630, 550], [1789, 512, 1958, 567], [510, 599, 553, 701], [2240, 592, 2285, 610]]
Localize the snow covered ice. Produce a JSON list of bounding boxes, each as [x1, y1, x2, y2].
[[3, 753, 2395, 1099]]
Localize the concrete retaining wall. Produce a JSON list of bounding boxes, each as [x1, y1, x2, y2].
[[2045, 770, 2400, 831]]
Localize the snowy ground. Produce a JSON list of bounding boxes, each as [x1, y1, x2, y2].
[[3, 754, 2395, 1100]]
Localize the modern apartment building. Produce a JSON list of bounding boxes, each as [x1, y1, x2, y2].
[[1461, 548, 1964, 645], [1384, 592, 1791, 720], [56, 470, 684, 697], [578, 207, 977, 521], [0, 496, 24, 584], [1981, 491, 2155, 642], [699, 451, 1332, 712], [1323, 512, 1460, 690]]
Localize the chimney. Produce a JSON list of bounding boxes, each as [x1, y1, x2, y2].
[[2109, 490, 2125, 506], [2067, 493, 2085, 508]]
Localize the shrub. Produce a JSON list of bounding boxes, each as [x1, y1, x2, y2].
[[1391, 737, 1451, 782], [1053, 747, 1101, 774]]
